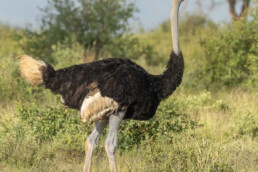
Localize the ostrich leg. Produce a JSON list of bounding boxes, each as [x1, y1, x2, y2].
[[105, 112, 125, 172], [84, 120, 108, 172]]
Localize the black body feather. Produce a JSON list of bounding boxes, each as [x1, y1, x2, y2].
[[42, 51, 184, 120]]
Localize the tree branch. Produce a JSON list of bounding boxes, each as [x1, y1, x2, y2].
[[228, 0, 251, 21], [240, 0, 251, 20], [228, 0, 239, 21]]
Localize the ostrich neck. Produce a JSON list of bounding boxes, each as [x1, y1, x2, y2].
[[155, 52, 184, 100], [154, 1, 184, 100], [171, 1, 180, 55]]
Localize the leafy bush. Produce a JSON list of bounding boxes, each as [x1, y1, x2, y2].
[[17, 103, 86, 142], [119, 97, 199, 151], [0, 103, 91, 166], [21, 0, 137, 60], [194, 13, 258, 88]]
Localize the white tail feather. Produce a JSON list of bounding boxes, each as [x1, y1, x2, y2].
[[19, 55, 47, 85]]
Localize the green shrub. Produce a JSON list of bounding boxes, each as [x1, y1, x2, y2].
[[235, 111, 258, 138], [17, 103, 92, 143], [50, 40, 84, 68], [0, 103, 92, 167], [119, 96, 199, 151], [194, 14, 258, 88], [0, 95, 200, 167], [0, 56, 45, 102]]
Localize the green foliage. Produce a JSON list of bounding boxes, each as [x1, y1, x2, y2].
[[0, 103, 91, 166], [18, 104, 80, 142], [161, 14, 217, 34], [0, 96, 199, 167], [104, 35, 162, 65], [235, 111, 258, 138], [194, 14, 258, 88], [27, 0, 137, 59], [119, 97, 199, 150], [20, 0, 162, 64], [0, 25, 23, 57], [181, 91, 230, 112], [0, 55, 44, 102], [50, 39, 84, 68], [19, 29, 56, 62], [0, 91, 257, 171]]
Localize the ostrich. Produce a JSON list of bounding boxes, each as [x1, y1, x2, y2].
[[19, 0, 184, 171]]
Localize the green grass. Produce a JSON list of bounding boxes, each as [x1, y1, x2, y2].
[[0, 90, 257, 172]]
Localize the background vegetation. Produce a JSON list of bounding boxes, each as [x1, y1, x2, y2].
[[0, 0, 257, 171]]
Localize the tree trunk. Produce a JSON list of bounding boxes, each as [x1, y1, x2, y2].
[[228, 0, 251, 21]]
